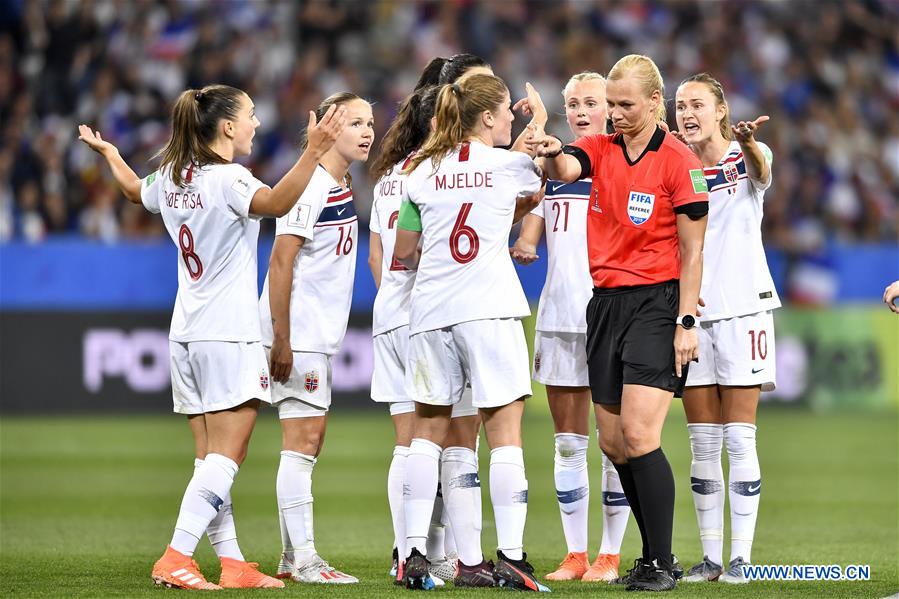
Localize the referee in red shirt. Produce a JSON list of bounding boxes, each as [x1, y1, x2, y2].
[[529, 54, 708, 592]]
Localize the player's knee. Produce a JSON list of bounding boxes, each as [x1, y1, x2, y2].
[[621, 423, 658, 457], [598, 435, 624, 463]]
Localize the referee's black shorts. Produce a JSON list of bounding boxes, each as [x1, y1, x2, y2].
[[586, 279, 688, 405]]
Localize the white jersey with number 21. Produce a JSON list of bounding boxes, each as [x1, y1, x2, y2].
[[403, 141, 542, 334], [141, 163, 269, 343]]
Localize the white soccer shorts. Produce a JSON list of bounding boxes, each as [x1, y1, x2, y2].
[[169, 340, 272, 415], [532, 330, 589, 387], [686, 310, 777, 391], [406, 318, 532, 410], [263, 348, 332, 419]]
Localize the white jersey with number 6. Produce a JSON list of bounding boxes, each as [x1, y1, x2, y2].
[[530, 178, 593, 333], [370, 156, 416, 336], [140, 163, 269, 342], [403, 142, 542, 334], [259, 165, 358, 355]]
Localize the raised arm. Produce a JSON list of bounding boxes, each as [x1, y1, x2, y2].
[[525, 134, 584, 184], [268, 234, 304, 383], [673, 212, 707, 377], [510, 83, 548, 155], [77, 125, 142, 204], [732, 116, 771, 187], [249, 105, 347, 218]]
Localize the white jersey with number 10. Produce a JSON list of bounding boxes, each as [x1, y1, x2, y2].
[[141, 163, 269, 343], [403, 141, 542, 334]]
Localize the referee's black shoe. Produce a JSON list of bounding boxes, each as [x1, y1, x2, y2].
[[611, 557, 649, 585], [671, 554, 684, 580], [626, 558, 677, 592]]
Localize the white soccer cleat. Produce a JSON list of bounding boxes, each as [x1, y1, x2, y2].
[[275, 552, 294, 579], [683, 555, 724, 582], [428, 554, 458, 582], [719, 556, 749, 584], [292, 554, 359, 584]]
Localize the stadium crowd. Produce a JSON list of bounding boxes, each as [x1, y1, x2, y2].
[[1, 0, 897, 248]]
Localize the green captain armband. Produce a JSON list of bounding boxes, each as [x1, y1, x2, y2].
[[397, 199, 423, 232]]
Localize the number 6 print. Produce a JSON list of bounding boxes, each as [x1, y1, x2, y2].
[[450, 202, 479, 264]]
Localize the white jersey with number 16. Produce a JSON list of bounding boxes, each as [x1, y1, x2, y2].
[[141, 162, 269, 343], [403, 141, 542, 334]]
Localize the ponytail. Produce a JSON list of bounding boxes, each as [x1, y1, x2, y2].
[[154, 85, 245, 187], [370, 85, 439, 180], [405, 74, 508, 175]]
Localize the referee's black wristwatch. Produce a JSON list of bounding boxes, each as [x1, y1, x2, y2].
[[676, 314, 697, 330]]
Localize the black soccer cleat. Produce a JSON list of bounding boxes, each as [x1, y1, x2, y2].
[[454, 559, 495, 587], [493, 551, 551, 592], [390, 547, 399, 577], [611, 557, 649, 585], [671, 554, 684, 581], [402, 548, 436, 591], [626, 558, 677, 592]]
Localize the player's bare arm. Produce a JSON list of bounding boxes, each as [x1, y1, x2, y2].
[[268, 234, 304, 383], [732, 115, 771, 186], [369, 232, 383, 289], [510, 213, 543, 265], [674, 212, 707, 377], [77, 124, 142, 204], [250, 105, 348, 218], [513, 186, 544, 224], [510, 83, 548, 155], [394, 228, 421, 271]]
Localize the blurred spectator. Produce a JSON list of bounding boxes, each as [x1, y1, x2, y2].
[[0, 0, 896, 250]]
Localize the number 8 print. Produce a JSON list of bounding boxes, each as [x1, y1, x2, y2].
[[178, 224, 203, 281]]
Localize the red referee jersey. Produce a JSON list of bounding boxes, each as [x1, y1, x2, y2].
[[571, 126, 708, 288]]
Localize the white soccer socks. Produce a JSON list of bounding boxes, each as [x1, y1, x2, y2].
[[277, 450, 317, 563], [599, 452, 631, 555], [441, 446, 483, 566], [490, 446, 528, 561], [171, 453, 239, 557], [388, 445, 409, 562], [193, 458, 244, 561], [688, 423, 725, 566], [725, 423, 761, 563], [553, 433, 589, 554], [403, 438, 442, 558]]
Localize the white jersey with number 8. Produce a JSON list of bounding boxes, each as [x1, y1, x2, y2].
[[403, 142, 542, 334], [259, 166, 358, 355], [140, 163, 269, 342]]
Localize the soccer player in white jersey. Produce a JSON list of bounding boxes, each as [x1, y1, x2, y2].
[[258, 92, 373, 585], [77, 83, 346, 590], [674, 73, 781, 584], [511, 72, 630, 583], [394, 74, 549, 593]]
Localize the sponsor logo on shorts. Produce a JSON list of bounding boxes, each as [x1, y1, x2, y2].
[[259, 370, 269, 390], [627, 190, 655, 225], [304, 370, 320, 393], [534, 352, 541, 372]]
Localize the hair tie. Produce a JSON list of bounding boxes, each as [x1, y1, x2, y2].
[[451, 83, 462, 95], [194, 90, 203, 101]]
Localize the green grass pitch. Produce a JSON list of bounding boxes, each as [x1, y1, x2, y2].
[[1, 405, 897, 597]]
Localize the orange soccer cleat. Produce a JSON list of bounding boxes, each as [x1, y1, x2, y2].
[[219, 557, 285, 588], [544, 551, 590, 581], [151, 545, 222, 590], [582, 552, 621, 582]]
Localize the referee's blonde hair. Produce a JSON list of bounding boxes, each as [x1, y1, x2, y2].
[[404, 74, 509, 175], [562, 71, 606, 99], [608, 54, 666, 123]]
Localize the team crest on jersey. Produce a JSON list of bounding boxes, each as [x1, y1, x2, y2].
[[534, 352, 541, 373], [723, 161, 739, 183], [626, 190, 654, 225], [259, 370, 269, 390], [304, 370, 320, 393]]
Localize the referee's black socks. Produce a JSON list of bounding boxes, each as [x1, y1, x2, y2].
[[611, 461, 650, 562], [629, 447, 675, 571]]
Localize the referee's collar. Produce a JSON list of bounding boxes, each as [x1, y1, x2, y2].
[[614, 125, 665, 166]]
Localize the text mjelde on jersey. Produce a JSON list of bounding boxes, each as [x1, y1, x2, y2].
[[435, 171, 493, 191]]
